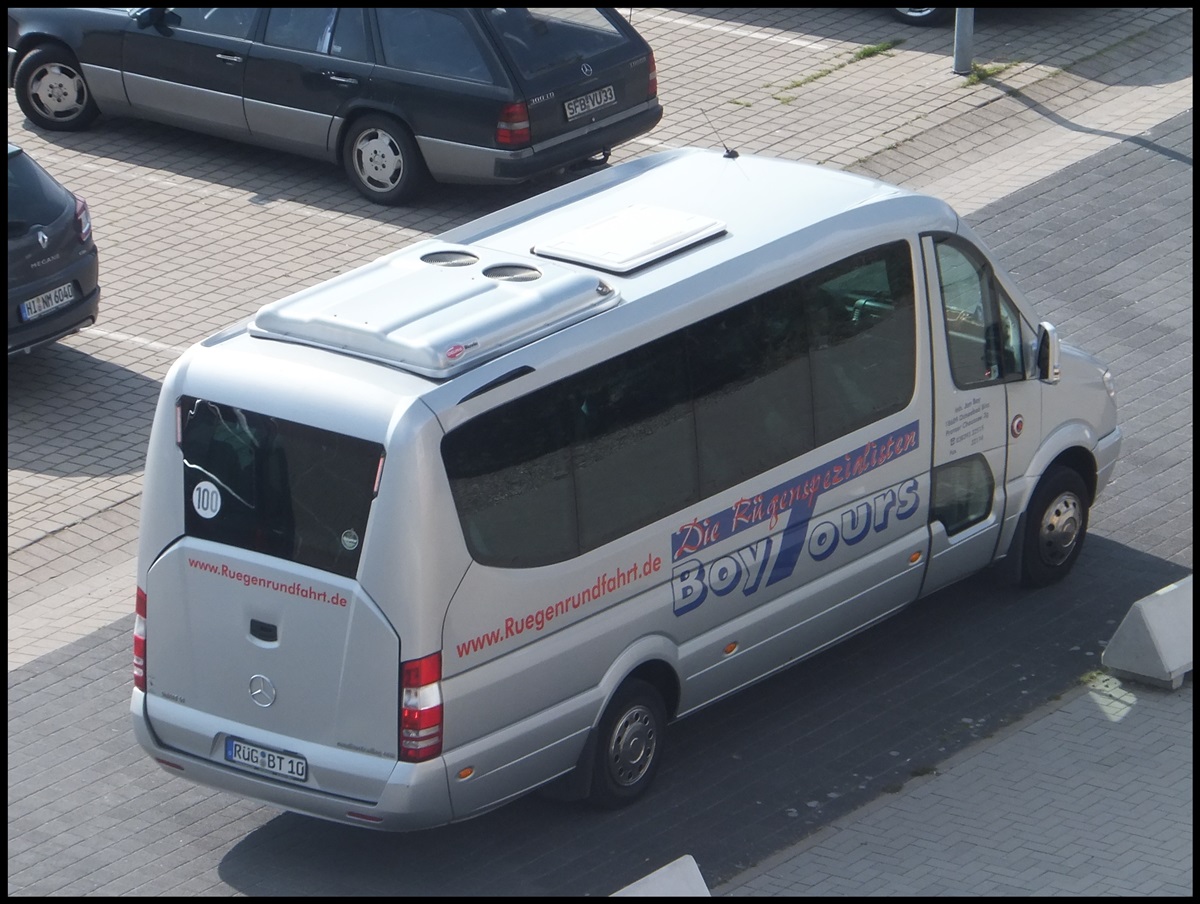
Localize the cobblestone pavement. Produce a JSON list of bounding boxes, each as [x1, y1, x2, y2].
[[8, 7, 1192, 896]]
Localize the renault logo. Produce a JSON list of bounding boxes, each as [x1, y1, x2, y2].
[[37, 230, 49, 249], [249, 674, 276, 707]]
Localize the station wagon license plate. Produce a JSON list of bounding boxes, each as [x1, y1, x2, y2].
[[564, 85, 616, 121], [225, 736, 308, 783], [20, 282, 75, 321]]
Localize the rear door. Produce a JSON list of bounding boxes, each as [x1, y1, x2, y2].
[[479, 8, 655, 146], [143, 395, 398, 802], [244, 8, 375, 155]]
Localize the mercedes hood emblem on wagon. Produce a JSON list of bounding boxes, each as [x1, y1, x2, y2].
[[249, 674, 277, 707]]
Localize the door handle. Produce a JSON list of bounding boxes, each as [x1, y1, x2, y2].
[[324, 73, 359, 85], [215, 52, 243, 63]]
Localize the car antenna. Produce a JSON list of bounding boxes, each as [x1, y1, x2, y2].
[[701, 109, 739, 159]]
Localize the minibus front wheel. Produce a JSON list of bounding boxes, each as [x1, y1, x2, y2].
[[1021, 465, 1090, 588], [589, 678, 666, 808]]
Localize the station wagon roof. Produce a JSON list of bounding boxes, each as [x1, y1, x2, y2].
[[249, 147, 960, 379]]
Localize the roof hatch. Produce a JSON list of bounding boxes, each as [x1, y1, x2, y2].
[[532, 204, 726, 273], [249, 243, 619, 379]]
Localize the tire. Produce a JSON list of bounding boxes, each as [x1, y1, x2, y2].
[[589, 678, 666, 809], [341, 113, 428, 206], [1020, 465, 1090, 588], [890, 8, 954, 27], [14, 45, 101, 132]]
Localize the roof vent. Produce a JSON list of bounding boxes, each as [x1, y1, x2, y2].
[[421, 250, 479, 267], [484, 264, 541, 282]]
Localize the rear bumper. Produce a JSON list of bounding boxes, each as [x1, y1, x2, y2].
[[9, 245, 101, 354], [130, 688, 454, 832], [417, 100, 663, 186], [8, 283, 100, 355]]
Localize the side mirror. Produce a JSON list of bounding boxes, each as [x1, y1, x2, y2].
[[130, 8, 164, 29], [1037, 321, 1061, 384]]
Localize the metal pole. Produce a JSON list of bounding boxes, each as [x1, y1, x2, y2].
[[953, 8, 975, 75]]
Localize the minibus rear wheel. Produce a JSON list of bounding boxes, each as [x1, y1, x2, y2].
[[589, 679, 666, 808], [1021, 465, 1090, 587]]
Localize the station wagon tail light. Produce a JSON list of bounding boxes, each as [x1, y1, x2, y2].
[[133, 587, 147, 692], [496, 102, 531, 147], [74, 196, 92, 244], [648, 51, 658, 98], [399, 652, 443, 761]]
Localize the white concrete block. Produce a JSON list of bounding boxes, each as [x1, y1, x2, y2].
[[1102, 576, 1193, 689], [612, 855, 710, 897]]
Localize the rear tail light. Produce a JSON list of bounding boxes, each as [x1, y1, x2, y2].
[[647, 50, 658, 99], [496, 102, 530, 147], [74, 196, 92, 244], [399, 652, 443, 762], [133, 587, 147, 692]]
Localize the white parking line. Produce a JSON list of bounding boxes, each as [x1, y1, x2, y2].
[[633, 11, 830, 50], [85, 327, 191, 355]]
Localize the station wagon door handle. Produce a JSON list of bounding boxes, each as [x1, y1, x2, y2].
[[324, 73, 359, 85], [215, 52, 243, 64]]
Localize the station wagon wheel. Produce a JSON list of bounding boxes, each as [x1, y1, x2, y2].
[[14, 45, 101, 131], [1021, 465, 1090, 588], [589, 678, 666, 808], [341, 113, 428, 206]]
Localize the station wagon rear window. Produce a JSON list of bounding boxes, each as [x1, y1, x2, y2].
[[178, 396, 383, 578], [483, 8, 629, 79]]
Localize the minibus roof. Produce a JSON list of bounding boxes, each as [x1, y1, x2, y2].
[[248, 147, 958, 379]]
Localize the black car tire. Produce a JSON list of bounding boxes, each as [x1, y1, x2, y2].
[[589, 678, 666, 809], [890, 8, 954, 27], [1020, 465, 1090, 588], [341, 114, 428, 206], [14, 45, 101, 132]]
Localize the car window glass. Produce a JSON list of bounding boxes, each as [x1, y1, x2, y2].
[[167, 8, 257, 40], [330, 8, 371, 61], [935, 237, 1022, 387], [8, 152, 72, 236], [264, 8, 337, 53], [486, 7, 627, 79], [376, 7, 493, 82]]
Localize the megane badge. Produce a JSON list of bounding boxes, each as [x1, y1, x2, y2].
[[249, 674, 276, 707]]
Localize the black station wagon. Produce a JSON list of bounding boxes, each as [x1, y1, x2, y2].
[[7, 8, 663, 205]]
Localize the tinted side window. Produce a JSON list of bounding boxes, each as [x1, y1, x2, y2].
[[444, 241, 916, 568], [935, 236, 1023, 388], [264, 8, 336, 53], [808, 242, 916, 443], [168, 8, 257, 39], [375, 8, 493, 82]]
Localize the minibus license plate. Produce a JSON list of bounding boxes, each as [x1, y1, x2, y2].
[[20, 282, 75, 321], [225, 737, 308, 783], [564, 85, 615, 121]]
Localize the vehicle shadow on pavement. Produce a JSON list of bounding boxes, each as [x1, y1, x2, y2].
[[211, 536, 1189, 897], [7, 341, 160, 477]]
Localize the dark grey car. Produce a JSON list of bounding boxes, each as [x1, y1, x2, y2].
[[7, 7, 663, 205], [8, 143, 100, 355]]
